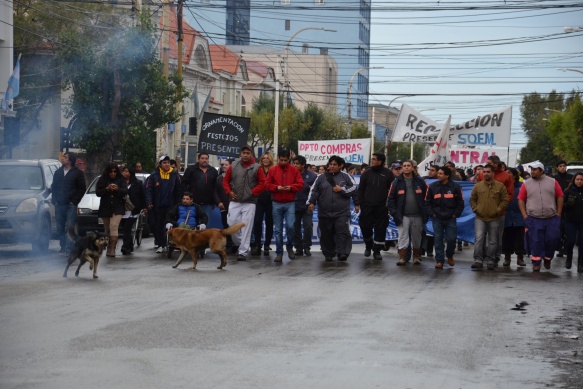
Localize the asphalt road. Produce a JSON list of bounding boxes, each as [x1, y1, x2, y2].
[[0, 238, 581, 389]]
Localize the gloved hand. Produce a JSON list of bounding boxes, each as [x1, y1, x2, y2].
[[198, 224, 206, 230], [165, 223, 173, 230]]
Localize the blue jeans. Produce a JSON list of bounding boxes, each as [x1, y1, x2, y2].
[[56, 203, 77, 250], [432, 217, 457, 264], [473, 218, 500, 264], [200, 204, 213, 227], [272, 201, 295, 255]]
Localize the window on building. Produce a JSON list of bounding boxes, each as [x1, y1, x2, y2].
[[194, 45, 208, 69], [241, 96, 246, 116]]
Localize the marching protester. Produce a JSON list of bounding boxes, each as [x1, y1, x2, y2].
[[96, 163, 128, 257], [518, 161, 563, 272], [120, 166, 146, 255], [390, 161, 402, 177], [182, 152, 219, 224], [216, 158, 234, 251], [223, 145, 266, 261], [470, 164, 509, 270], [293, 155, 318, 257], [307, 155, 359, 262], [502, 168, 527, 267], [445, 161, 462, 180], [51, 152, 86, 254], [250, 152, 274, 256], [388, 159, 427, 265], [562, 172, 583, 272], [552, 160, 573, 258], [358, 153, 394, 260], [145, 155, 182, 253], [265, 149, 304, 262], [425, 166, 465, 269]]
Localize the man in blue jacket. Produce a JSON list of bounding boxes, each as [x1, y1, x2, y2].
[[146, 155, 182, 253], [425, 166, 465, 269], [388, 159, 427, 265]]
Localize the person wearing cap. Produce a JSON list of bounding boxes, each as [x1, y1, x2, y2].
[[223, 145, 266, 261], [390, 161, 402, 178], [476, 155, 514, 266], [358, 153, 394, 260], [265, 149, 304, 262], [145, 155, 182, 253], [388, 159, 427, 265], [552, 160, 573, 258], [518, 161, 564, 272]]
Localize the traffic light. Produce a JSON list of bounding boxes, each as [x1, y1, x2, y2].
[[60, 127, 70, 151], [188, 117, 197, 136], [4, 116, 20, 146]]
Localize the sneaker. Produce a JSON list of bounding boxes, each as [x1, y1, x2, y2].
[[274, 255, 283, 262], [338, 255, 348, 262], [447, 257, 455, 267], [487, 262, 495, 270], [373, 252, 382, 261], [304, 248, 312, 256], [295, 249, 304, 257], [471, 261, 483, 269], [155, 246, 164, 253], [237, 254, 247, 261], [543, 258, 551, 269], [435, 262, 443, 269], [364, 248, 372, 257], [325, 257, 333, 262]]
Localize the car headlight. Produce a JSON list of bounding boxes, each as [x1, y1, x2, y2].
[[77, 208, 93, 215], [15, 198, 38, 213]]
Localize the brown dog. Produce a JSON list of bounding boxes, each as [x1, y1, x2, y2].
[[167, 223, 245, 270]]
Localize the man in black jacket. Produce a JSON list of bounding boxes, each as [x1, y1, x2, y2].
[[182, 152, 219, 222], [51, 152, 86, 254], [358, 153, 394, 260], [388, 160, 428, 265], [552, 160, 573, 258], [425, 166, 465, 269]]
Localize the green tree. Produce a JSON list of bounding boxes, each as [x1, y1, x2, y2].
[[55, 11, 187, 178], [546, 95, 583, 161]]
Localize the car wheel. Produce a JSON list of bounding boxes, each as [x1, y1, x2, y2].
[[32, 214, 51, 253]]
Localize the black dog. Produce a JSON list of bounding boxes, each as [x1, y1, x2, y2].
[[63, 229, 108, 279]]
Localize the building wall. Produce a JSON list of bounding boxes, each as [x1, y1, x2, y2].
[[0, 0, 14, 106], [188, 0, 371, 119]]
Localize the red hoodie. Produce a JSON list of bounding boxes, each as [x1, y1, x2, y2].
[[223, 157, 265, 198], [265, 163, 304, 203]]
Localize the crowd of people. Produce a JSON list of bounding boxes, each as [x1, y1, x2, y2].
[[51, 149, 583, 274]]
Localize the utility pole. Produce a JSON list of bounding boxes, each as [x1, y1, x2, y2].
[[157, 0, 171, 157], [173, 0, 184, 164]]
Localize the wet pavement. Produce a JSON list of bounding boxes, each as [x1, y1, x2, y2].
[[0, 239, 581, 388]]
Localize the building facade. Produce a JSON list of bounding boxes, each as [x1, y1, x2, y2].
[[190, 0, 372, 120]]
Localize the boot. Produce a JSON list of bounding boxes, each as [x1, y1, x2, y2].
[[517, 254, 526, 267], [412, 248, 421, 265], [107, 236, 118, 257], [397, 249, 407, 266], [566, 255, 572, 270], [364, 239, 373, 257], [503, 253, 511, 267]]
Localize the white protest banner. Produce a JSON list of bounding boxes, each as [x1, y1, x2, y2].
[[391, 104, 513, 148], [450, 105, 512, 148], [449, 147, 518, 172], [419, 116, 451, 176], [298, 139, 371, 165], [391, 103, 441, 143]]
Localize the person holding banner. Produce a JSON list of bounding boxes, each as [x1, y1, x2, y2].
[[223, 145, 266, 261], [388, 160, 427, 265], [425, 166, 465, 269], [307, 155, 359, 262], [358, 153, 394, 260]]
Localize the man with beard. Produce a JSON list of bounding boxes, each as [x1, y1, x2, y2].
[[358, 153, 394, 260]]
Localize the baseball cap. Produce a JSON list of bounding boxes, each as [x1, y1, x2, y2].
[[528, 161, 544, 170], [241, 145, 252, 152], [159, 155, 170, 162], [390, 162, 402, 170]]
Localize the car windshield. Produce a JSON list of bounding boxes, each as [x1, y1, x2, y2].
[[0, 166, 44, 190]]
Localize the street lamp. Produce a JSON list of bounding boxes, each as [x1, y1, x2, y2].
[[284, 27, 336, 108], [347, 66, 384, 134], [557, 68, 583, 75], [384, 95, 413, 153]]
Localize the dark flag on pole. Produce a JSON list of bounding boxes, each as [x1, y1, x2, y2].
[[198, 112, 250, 157]]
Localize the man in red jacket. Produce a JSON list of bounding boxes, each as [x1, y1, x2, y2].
[[265, 149, 304, 262]]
